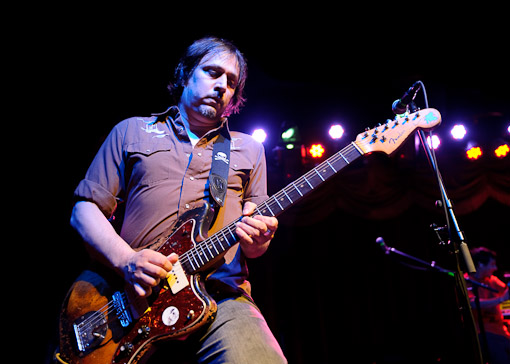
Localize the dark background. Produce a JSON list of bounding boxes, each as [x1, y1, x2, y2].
[[20, 10, 509, 364]]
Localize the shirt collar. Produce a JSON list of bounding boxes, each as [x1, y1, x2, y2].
[[152, 106, 231, 140]]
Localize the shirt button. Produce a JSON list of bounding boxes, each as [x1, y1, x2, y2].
[[189, 176, 194, 181], [197, 152, 202, 157], [185, 203, 190, 209]]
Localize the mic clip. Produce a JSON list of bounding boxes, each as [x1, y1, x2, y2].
[[430, 223, 449, 246]]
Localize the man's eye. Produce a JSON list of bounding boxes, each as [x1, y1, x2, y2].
[[206, 68, 220, 77], [227, 78, 237, 88]]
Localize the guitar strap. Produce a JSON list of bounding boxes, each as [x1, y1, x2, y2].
[[208, 127, 231, 209], [154, 106, 231, 209]]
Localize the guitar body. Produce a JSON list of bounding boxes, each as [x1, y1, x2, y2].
[[58, 204, 218, 364]]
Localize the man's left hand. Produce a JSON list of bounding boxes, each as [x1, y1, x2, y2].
[[236, 201, 278, 258]]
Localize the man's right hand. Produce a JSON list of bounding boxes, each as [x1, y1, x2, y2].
[[122, 250, 179, 297]]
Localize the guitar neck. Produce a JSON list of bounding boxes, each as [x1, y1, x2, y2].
[[256, 141, 363, 218], [179, 142, 364, 274]]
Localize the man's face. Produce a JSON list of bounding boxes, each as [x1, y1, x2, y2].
[[179, 51, 240, 128]]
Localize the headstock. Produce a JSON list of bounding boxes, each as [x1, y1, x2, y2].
[[355, 108, 442, 155]]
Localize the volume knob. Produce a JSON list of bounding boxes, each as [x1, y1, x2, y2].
[[120, 342, 133, 354], [137, 325, 150, 337]]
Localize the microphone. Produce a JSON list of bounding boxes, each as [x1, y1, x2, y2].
[[375, 237, 389, 253], [391, 81, 422, 114]]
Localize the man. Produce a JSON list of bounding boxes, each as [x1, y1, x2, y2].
[[70, 37, 287, 363], [466, 247, 510, 364]]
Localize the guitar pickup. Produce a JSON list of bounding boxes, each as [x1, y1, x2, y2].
[[167, 261, 189, 294], [113, 291, 133, 327]]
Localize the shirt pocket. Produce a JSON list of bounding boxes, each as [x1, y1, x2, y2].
[[125, 141, 173, 187], [228, 154, 253, 193]]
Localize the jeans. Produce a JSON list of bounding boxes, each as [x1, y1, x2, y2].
[[147, 296, 287, 364]]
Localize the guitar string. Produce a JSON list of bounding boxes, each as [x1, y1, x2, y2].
[[80, 144, 368, 323], [178, 142, 363, 271], [74, 137, 385, 333], [77, 292, 128, 332]]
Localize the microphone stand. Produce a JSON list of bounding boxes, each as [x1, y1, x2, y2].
[[379, 239, 496, 364], [407, 99, 483, 364], [379, 240, 498, 293]]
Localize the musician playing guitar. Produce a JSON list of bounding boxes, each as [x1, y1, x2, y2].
[[60, 34, 443, 364], [69, 37, 286, 363]]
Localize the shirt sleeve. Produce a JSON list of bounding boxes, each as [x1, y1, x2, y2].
[[74, 121, 126, 218]]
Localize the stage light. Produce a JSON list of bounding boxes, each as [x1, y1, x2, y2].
[[507, 125, 510, 134], [494, 144, 509, 158], [466, 146, 482, 160], [309, 144, 325, 158], [328, 124, 345, 139], [252, 128, 267, 143], [426, 135, 440, 149], [281, 126, 298, 142], [450, 124, 467, 140]]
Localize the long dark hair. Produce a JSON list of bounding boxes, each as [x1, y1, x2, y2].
[[168, 36, 248, 116]]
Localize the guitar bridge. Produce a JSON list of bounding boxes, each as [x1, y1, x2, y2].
[[73, 311, 107, 353]]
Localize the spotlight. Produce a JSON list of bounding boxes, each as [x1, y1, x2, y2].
[[450, 124, 467, 140], [328, 124, 345, 139], [309, 144, 325, 158], [426, 135, 440, 149], [466, 146, 483, 160], [252, 129, 267, 143], [494, 144, 509, 158]]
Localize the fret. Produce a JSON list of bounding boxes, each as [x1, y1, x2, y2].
[[194, 246, 205, 266], [225, 225, 237, 244], [202, 240, 213, 259], [303, 175, 314, 189], [292, 182, 303, 197], [316, 164, 335, 179], [272, 195, 284, 211], [263, 200, 275, 216], [190, 252, 200, 271], [209, 237, 220, 255], [338, 151, 349, 164], [313, 168, 325, 181], [219, 230, 231, 248], [326, 160, 337, 173], [213, 234, 227, 251], [282, 189, 293, 203], [199, 244, 210, 262], [181, 255, 193, 274]]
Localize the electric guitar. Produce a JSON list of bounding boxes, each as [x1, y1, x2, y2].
[[57, 109, 442, 364]]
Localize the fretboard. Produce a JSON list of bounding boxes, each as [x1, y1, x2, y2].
[[179, 142, 364, 274]]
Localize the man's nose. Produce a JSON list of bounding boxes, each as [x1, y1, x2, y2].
[[214, 74, 227, 95]]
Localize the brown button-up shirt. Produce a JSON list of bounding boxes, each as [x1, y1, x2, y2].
[[74, 106, 269, 296]]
